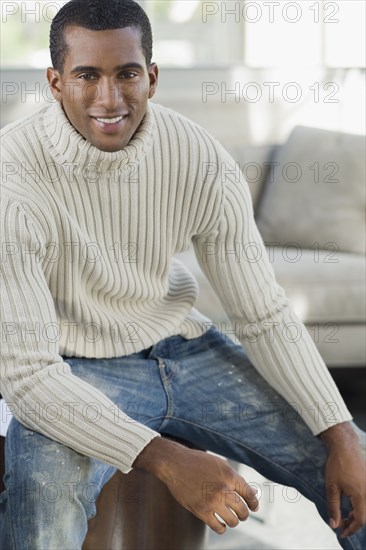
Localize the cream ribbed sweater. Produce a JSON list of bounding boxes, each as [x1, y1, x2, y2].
[[1, 100, 352, 473]]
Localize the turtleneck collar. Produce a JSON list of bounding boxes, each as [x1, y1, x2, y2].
[[42, 100, 156, 173]]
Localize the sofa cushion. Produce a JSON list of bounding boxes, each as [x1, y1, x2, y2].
[[256, 126, 366, 254], [267, 247, 365, 324]]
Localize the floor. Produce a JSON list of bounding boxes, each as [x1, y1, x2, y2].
[[206, 367, 366, 550]]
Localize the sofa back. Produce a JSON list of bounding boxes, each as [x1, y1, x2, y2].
[[225, 143, 280, 214], [227, 126, 366, 256]]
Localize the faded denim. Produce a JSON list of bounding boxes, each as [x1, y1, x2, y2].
[[1, 326, 365, 549]]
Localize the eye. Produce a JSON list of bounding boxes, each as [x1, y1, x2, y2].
[[119, 72, 138, 79], [78, 73, 98, 81]]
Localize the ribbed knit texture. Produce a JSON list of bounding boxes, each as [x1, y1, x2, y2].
[[1, 101, 352, 473]]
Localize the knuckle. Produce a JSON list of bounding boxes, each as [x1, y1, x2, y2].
[[226, 498, 249, 520], [247, 497, 259, 510], [243, 484, 257, 502], [326, 483, 339, 499], [212, 523, 226, 534], [353, 519, 364, 530], [226, 471, 238, 485], [224, 509, 239, 528], [237, 508, 249, 521], [200, 503, 211, 515], [227, 517, 239, 528]]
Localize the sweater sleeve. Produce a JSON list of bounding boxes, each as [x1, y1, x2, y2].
[[192, 145, 352, 435], [0, 197, 160, 473]]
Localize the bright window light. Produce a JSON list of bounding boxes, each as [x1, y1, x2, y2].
[[324, 0, 366, 67], [244, 1, 322, 67], [169, 0, 200, 23], [154, 40, 194, 66]]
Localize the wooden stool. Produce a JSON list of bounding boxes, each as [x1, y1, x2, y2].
[[0, 435, 208, 549]]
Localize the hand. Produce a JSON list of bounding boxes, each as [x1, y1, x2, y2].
[[320, 422, 366, 538], [133, 437, 259, 534]]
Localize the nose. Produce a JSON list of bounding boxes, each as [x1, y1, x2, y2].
[[96, 77, 125, 111]]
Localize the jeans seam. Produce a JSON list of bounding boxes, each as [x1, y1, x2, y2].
[[156, 358, 175, 420], [164, 417, 363, 548], [164, 415, 329, 504], [164, 417, 365, 548], [3, 489, 17, 550]]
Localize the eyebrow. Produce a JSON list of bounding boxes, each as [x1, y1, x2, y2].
[[70, 63, 145, 74]]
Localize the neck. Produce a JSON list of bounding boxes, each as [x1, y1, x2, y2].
[[42, 100, 156, 173]]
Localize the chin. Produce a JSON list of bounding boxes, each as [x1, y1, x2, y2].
[[98, 144, 125, 152], [91, 138, 129, 152]]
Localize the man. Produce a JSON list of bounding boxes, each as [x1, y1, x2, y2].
[[0, 0, 365, 548]]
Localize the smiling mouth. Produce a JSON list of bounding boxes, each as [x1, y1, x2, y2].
[[91, 114, 128, 133], [94, 115, 125, 124]]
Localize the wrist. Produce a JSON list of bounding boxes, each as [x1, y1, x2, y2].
[[319, 421, 358, 452], [132, 436, 184, 479]]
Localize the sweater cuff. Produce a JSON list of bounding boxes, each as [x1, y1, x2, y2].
[[122, 430, 162, 474]]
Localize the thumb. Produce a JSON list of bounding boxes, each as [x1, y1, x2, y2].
[[326, 481, 341, 529]]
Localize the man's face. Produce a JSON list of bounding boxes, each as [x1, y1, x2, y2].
[[47, 26, 158, 152]]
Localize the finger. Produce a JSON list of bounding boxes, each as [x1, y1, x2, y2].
[[218, 506, 240, 528], [213, 504, 239, 528], [340, 496, 366, 538], [235, 478, 259, 511], [225, 492, 249, 521], [350, 493, 366, 528], [326, 482, 341, 529], [340, 517, 363, 539], [207, 512, 226, 534]]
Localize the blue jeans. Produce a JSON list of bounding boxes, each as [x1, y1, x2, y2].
[[1, 326, 365, 549]]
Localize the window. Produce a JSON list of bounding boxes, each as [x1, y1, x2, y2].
[[142, 0, 244, 66], [1, 1, 57, 67], [1, 1, 364, 68], [142, 0, 365, 68]]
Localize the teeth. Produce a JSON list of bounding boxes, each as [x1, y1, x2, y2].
[[96, 116, 124, 124]]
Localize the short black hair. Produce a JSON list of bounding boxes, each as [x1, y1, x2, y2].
[[50, 0, 153, 73]]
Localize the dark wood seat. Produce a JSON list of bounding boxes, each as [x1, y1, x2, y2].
[[0, 435, 208, 550]]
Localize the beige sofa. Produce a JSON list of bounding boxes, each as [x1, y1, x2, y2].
[[176, 125, 366, 367]]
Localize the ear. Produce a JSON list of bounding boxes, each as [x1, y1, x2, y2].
[[47, 67, 63, 102], [147, 63, 159, 99]]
